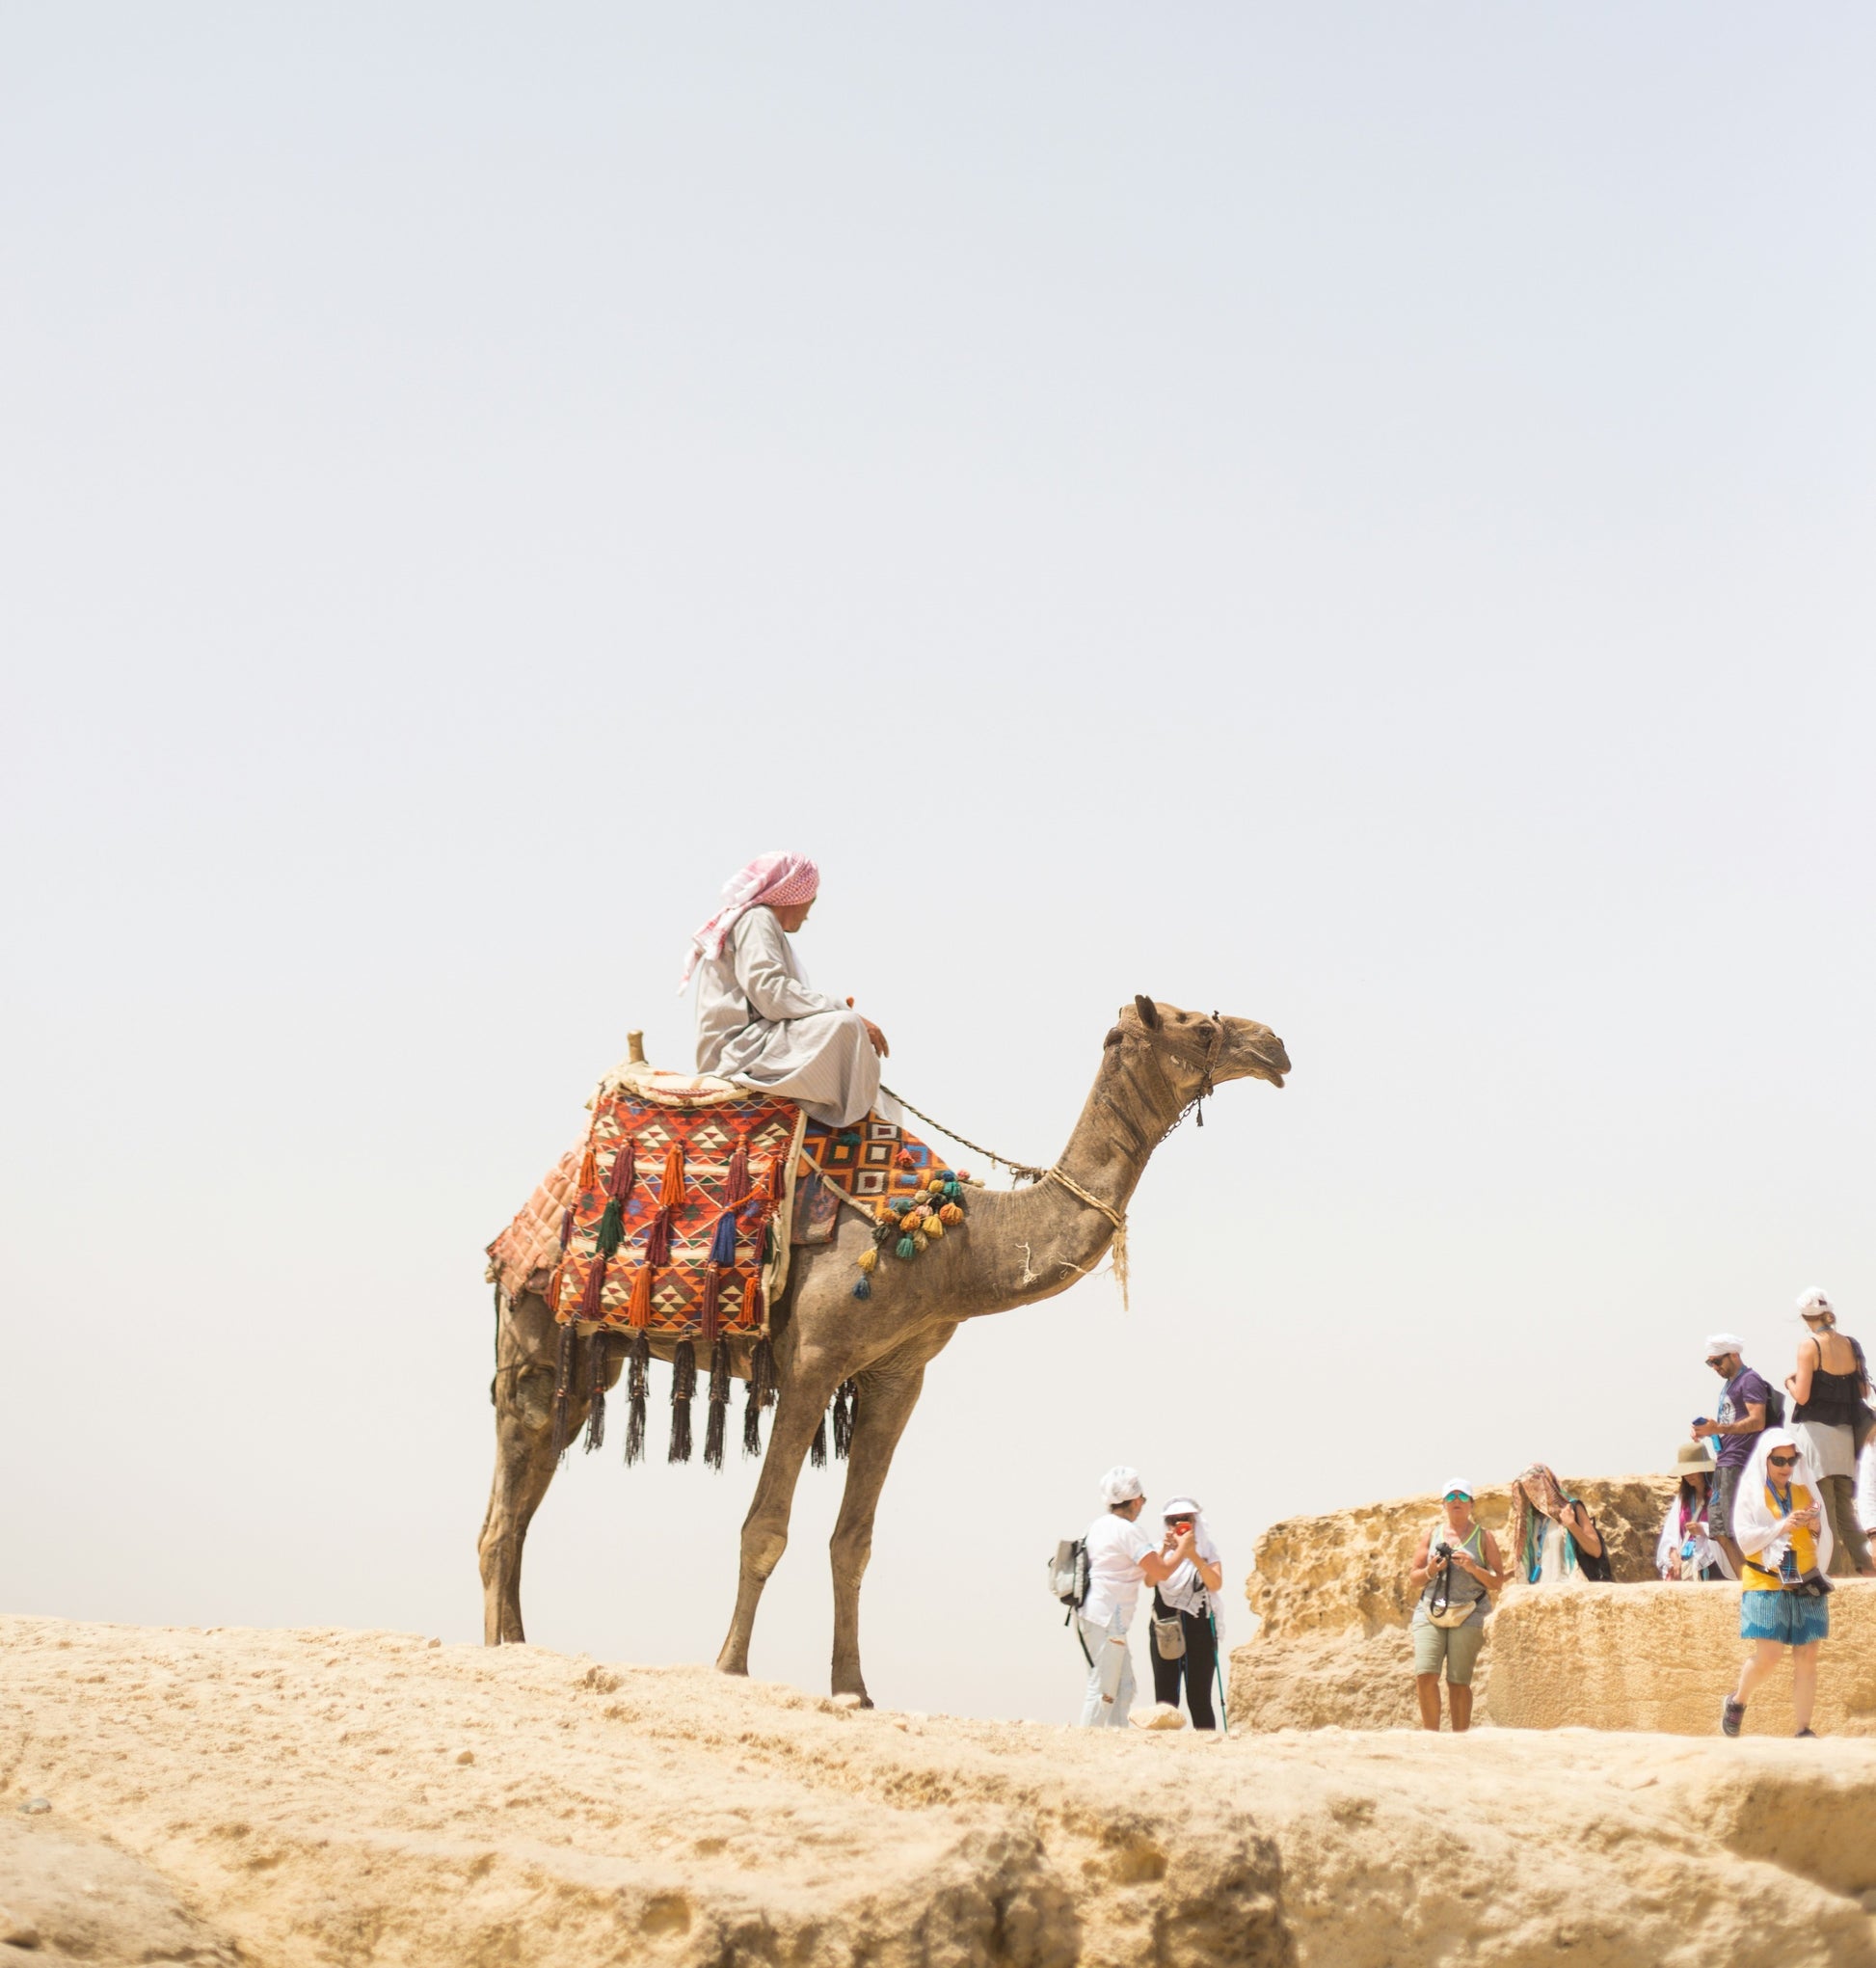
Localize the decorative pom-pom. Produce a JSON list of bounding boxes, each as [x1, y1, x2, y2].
[[957, 1169, 972, 1182], [926, 1177, 945, 1195], [936, 1169, 954, 1182], [924, 1214, 944, 1239], [857, 1246, 878, 1274], [912, 1230, 929, 1254], [895, 1148, 915, 1169], [890, 1197, 914, 1215], [852, 1274, 872, 1300], [873, 1199, 891, 1222], [896, 1235, 917, 1260]]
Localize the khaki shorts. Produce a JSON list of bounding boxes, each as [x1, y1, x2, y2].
[[1412, 1614, 1486, 1685]]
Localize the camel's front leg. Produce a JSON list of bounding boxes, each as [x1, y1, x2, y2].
[[477, 1294, 603, 1644], [828, 1343, 940, 1705], [716, 1355, 840, 1678]]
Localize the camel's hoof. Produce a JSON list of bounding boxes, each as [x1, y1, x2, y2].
[[716, 1656, 750, 1678], [833, 1687, 873, 1710]]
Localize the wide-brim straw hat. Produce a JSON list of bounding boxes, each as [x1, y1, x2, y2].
[[1674, 1442, 1716, 1476]]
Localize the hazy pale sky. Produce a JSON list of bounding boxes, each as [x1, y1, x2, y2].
[[5, 7, 1873, 1724]]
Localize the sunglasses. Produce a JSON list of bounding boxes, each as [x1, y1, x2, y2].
[[1767, 1454, 1798, 1469]]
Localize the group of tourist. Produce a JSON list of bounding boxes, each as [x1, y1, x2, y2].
[[1073, 1289, 1872, 1737], [1407, 1287, 1876, 1739]]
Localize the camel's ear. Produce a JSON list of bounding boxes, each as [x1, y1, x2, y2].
[[1133, 994, 1161, 1030]]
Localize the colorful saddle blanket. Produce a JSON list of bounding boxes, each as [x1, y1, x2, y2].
[[484, 1073, 958, 1341]]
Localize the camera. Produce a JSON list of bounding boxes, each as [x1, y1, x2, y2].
[[1434, 1541, 1456, 1560]]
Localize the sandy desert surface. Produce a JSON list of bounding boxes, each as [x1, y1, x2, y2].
[[2, 1615, 1875, 1967]]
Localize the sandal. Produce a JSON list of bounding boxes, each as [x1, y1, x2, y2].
[[1721, 1697, 1745, 1738], [1795, 1727, 1816, 1739]]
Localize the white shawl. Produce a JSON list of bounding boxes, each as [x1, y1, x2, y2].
[[1731, 1427, 1835, 1577]]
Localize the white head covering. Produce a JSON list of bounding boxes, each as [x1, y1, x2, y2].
[[1704, 1333, 1747, 1359], [1796, 1286, 1836, 1323], [1440, 1477, 1473, 1501], [1730, 1427, 1835, 1576], [1155, 1492, 1223, 1628], [1100, 1465, 1144, 1507]]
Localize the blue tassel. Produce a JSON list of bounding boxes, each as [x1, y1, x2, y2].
[[852, 1274, 872, 1300], [709, 1209, 737, 1267]]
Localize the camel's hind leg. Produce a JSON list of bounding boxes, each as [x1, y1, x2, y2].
[[827, 1340, 943, 1705], [477, 1291, 611, 1645], [715, 1350, 841, 1678]]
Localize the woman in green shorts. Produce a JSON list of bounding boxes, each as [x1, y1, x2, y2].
[[1409, 1480, 1508, 1732]]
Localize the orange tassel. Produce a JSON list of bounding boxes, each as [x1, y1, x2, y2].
[[544, 1262, 566, 1318], [578, 1142, 599, 1193], [629, 1264, 654, 1330], [659, 1141, 685, 1213], [746, 1265, 764, 1330], [767, 1153, 787, 1200]]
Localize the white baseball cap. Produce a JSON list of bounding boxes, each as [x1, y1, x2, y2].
[[1440, 1478, 1473, 1501], [1704, 1333, 1746, 1359]]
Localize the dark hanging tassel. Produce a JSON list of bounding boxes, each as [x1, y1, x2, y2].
[[852, 1273, 872, 1301], [583, 1333, 610, 1452], [832, 1379, 857, 1460], [767, 1152, 787, 1200], [751, 1334, 778, 1410], [549, 1319, 576, 1459], [624, 1331, 649, 1467], [709, 1209, 738, 1267], [742, 1377, 764, 1457], [700, 1266, 722, 1347], [668, 1340, 696, 1463], [604, 1140, 637, 1202], [703, 1337, 732, 1469], [810, 1411, 828, 1469], [578, 1251, 607, 1320], [724, 1133, 750, 1205], [597, 1196, 626, 1257], [558, 1205, 575, 1251], [645, 1207, 674, 1268]]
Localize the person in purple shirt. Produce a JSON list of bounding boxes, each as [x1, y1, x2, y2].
[[1693, 1332, 1771, 1576]]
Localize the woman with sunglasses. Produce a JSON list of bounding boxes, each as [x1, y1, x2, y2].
[[1722, 1428, 1834, 1738], [1147, 1496, 1225, 1730]]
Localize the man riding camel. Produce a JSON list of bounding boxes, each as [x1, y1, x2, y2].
[[682, 851, 890, 1128]]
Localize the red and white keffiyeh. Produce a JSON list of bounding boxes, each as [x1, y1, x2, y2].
[[679, 850, 821, 991]]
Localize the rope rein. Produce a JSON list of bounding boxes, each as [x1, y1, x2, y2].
[[873, 1017, 1222, 1312]]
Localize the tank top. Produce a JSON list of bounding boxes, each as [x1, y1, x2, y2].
[[1792, 1339, 1867, 1429], [1419, 1523, 1489, 1614]]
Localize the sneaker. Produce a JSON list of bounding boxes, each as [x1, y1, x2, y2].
[[1721, 1697, 1745, 1738], [1795, 1727, 1816, 1739]]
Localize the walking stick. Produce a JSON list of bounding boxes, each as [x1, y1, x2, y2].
[[1207, 1604, 1229, 1738]]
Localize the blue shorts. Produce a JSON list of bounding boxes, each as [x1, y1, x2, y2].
[[1739, 1590, 1829, 1646]]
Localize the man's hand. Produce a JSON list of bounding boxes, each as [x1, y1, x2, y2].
[[845, 998, 891, 1058]]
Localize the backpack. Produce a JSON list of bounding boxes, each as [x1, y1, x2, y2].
[[1761, 1385, 1785, 1428], [1048, 1538, 1088, 1619]]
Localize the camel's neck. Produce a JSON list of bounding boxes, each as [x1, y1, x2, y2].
[[959, 1044, 1186, 1315]]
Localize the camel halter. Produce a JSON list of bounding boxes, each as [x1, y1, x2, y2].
[[878, 1014, 1225, 1313]]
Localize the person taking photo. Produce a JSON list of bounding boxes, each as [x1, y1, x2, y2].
[[1408, 1480, 1508, 1733]]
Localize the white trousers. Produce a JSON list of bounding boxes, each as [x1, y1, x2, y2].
[[1077, 1609, 1137, 1727]]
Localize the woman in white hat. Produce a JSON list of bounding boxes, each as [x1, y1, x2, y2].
[[1076, 1467, 1193, 1728], [1783, 1288, 1876, 1577], [1146, 1496, 1225, 1731], [1655, 1442, 1732, 1581]]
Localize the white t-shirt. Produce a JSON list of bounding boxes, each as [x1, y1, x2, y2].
[[1082, 1510, 1158, 1628]]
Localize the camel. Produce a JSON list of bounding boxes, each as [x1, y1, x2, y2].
[[477, 994, 1290, 1703]]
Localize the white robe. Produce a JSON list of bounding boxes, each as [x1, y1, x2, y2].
[[692, 905, 880, 1128]]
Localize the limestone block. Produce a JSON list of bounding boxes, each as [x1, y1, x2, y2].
[[1486, 1578, 1876, 1737]]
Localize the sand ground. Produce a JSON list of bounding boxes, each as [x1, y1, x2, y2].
[[2, 1615, 1874, 1967]]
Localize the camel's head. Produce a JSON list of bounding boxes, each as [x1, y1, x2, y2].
[[1107, 996, 1290, 1104]]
